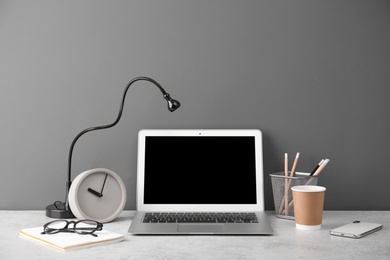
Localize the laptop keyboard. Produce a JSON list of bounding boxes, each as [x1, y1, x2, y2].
[[142, 212, 259, 223]]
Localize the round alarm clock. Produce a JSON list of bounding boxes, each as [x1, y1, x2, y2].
[[68, 168, 127, 223]]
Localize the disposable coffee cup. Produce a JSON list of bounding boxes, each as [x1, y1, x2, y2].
[[291, 185, 326, 230]]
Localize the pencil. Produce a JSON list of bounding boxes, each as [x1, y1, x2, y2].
[[284, 153, 289, 215], [284, 153, 288, 177], [278, 153, 289, 215], [290, 152, 300, 177], [282, 152, 299, 215]]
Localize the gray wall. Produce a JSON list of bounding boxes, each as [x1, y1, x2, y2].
[[1, 0, 389, 211]]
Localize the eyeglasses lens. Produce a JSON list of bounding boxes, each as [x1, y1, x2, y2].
[[44, 220, 68, 234], [74, 220, 99, 235]]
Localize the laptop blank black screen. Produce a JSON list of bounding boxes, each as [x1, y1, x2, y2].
[[143, 136, 257, 204]]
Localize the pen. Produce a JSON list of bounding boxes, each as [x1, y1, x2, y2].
[[312, 159, 330, 176], [310, 159, 324, 176]]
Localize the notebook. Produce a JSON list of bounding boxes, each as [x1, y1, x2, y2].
[[128, 129, 274, 235], [20, 226, 124, 251]]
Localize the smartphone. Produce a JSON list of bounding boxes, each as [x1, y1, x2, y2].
[[330, 221, 383, 239]]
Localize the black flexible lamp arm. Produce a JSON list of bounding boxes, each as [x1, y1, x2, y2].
[[46, 77, 180, 218], [66, 77, 180, 204]]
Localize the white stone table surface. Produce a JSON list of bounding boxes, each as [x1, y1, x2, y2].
[[1, 210, 389, 259]]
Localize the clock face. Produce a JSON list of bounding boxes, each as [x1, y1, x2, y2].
[[68, 168, 127, 223]]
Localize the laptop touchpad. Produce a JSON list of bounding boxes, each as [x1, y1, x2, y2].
[[177, 224, 225, 233]]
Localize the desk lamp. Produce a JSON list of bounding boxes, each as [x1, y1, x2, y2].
[[45, 76, 181, 218]]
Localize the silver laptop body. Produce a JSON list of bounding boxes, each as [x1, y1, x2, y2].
[[128, 129, 274, 235]]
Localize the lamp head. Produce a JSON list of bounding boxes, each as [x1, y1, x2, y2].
[[164, 93, 181, 112]]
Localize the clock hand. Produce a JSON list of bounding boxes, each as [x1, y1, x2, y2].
[[87, 174, 108, 198], [87, 188, 102, 197], [99, 174, 108, 196]]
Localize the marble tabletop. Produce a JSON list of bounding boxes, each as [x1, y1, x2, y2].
[[1, 210, 389, 259]]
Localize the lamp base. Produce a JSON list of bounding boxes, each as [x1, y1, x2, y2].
[[45, 203, 76, 219]]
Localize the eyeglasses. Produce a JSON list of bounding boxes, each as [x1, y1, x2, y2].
[[41, 220, 103, 237]]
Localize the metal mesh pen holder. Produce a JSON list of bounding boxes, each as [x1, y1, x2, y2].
[[270, 172, 318, 220]]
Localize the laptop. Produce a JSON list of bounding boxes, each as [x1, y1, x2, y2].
[[128, 129, 274, 235]]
